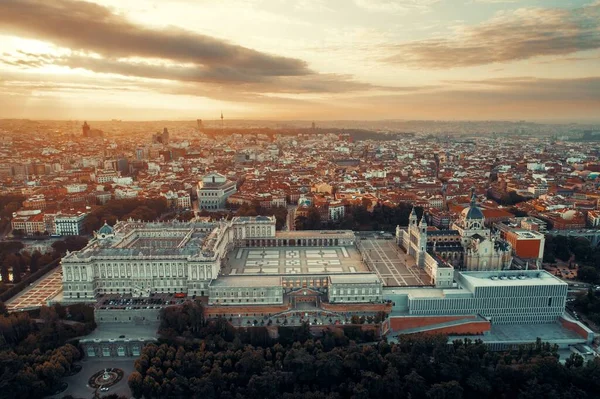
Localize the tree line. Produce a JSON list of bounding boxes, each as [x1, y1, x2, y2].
[[159, 302, 379, 348], [0, 194, 25, 235], [84, 197, 169, 233], [0, 303, 95, 398], [295, 203, 423, 232], [127, 331, 600, 399], [544, 235, 600, 284], [0, 236, 87, 295]]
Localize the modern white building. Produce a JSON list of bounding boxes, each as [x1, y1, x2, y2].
[[197, 172, 237, 210], [388, 270, 568, 324]]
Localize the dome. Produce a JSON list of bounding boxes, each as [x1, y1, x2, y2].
[[462, 204, 484, 220], [97, 222, 114, 236], [462, 190, 484, 221]]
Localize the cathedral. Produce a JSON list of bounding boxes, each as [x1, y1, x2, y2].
[[397, 193, 513, 271]]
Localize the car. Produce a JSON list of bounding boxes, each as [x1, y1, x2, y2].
[[119, 335, 125, 338], [100, 387, 109, 392]]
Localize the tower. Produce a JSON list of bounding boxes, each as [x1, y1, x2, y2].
[[409, 207, 418, 226], [197, 119, 203, 132], [220, 111, 224, 133], [82, 121, 90, 137], [162, 127, 169, 145]]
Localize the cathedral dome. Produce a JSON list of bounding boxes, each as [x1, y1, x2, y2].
[[462, 190, 484, 221], [462, 205, 484, 220]]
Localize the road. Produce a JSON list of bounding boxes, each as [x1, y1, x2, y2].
[[285, 205, 296, 231]]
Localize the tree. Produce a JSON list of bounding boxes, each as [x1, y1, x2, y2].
[[30, 250, 42, 274], [128, 371, 144, 399], [306, 207, 322, 230], [577, 266, 599, 284]]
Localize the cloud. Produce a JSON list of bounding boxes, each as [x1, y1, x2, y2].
[[443, 76, 600, 101], [2, 48, 423, 96], [0, 0, 411, 96], [471, 0, 520, 3], [354, 0, 440, 13], [384, 3, 600, 68], [0, 0, 310, 80]]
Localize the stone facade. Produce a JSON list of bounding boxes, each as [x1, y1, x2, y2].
[[197, 172, 237, 210], [328, 274, 383, 303], [208, 276, 284, 305], [396, 194, 512, 272], [61, 216, 369, 305]]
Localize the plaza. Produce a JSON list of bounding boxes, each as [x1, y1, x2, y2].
[[7, 267, 63, 311], [358, 238, 430, 287], [222, 246, 367, 276]]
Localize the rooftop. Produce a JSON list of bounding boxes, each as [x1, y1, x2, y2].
[[451, 322, 584, 344], [210, 275, 282, 288], [328, 274, 381, 285], [459, 270, 567, 287], [277, 230, 355, 239]]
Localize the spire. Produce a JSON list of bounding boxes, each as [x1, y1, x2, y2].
[[409, 207, 417, 224], [419, 212, 428, 227], [470, 187, 476, 207]]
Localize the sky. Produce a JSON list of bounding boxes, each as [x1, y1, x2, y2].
[[0, 0, 599, 122]]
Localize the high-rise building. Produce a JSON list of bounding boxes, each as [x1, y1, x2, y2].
[[82, 121, 103, 138], [152, 128, 170, 144]]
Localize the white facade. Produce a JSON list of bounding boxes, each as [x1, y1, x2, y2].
[[423, 252, 454, 288], [209, 276, 284, 305], [197, 172, 237, 210], [328, 274, 383, 303], [397, 196, 512, 272], [329, 202, 345, 221], [388, 270, 568, 325], [55, 213, 88, 236]]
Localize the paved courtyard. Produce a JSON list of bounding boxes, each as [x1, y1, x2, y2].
[[47, 357, 135, 399], [7, 267, 63, 311], [222, 246, 367, 276], [358, 239, 429, 287]]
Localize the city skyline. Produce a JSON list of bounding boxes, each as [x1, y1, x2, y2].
[[0, 0, 599, 122]]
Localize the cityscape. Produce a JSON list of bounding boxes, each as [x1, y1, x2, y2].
[[1, 1, 600, 399]]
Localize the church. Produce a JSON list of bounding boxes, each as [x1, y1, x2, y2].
[[397, 192, 513, 271]]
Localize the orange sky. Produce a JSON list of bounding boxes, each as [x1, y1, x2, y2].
[[0, 0, 599, 122]]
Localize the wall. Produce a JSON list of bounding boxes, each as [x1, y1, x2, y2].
[[404, 321, 491, 336], [560, 316, 595, 343], [204, 304, 291, 317], [389, 314, 478, 331], [94, 308, 161, 324]]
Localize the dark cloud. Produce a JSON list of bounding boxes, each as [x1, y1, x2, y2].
[[0, 0, 310, 80], [0, 52, 420, 94], [0, 0, 409, 94], [444, 76, 600, 101], [384, 3, 600, 68]]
